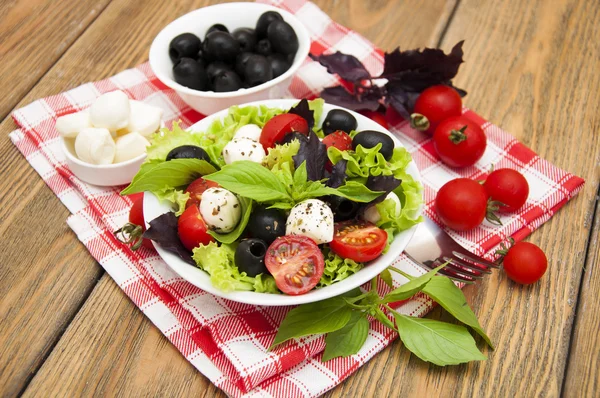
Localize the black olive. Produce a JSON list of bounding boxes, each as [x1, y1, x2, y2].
[[235, 239, 269, 277], [206, 62, 232, 82], [169, 33, 202, 64], [244, 54, 273, 87], [256, 39, 272, 56], [255, 11, 283, 38], [267, 54, 290, 78], [166, 145, 211, 162], [352, 130, 395, 160], [267, 20, 298, 55], [213, 70, 242, 92], [247, 207, 286, 244], [323, 109, 358, 135], [235, 52, 253, 76], [172, 58, 208, 90], [277, 131, 308, 145], [203, 31, 240, 64], [326, 196, 360, 221], [206, 23, 228, 35], [232, 28, 257, 52]]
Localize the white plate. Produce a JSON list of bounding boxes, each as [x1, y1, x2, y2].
[[143, 99, 422, 306]]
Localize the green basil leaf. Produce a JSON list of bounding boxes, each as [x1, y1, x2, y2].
[[393, 313, 487, 366], [208, 197, 253, 244], [380, 268, 394, 288], [121, 159, 217, 195], [204, 161, 292, 203], [266, 202, 294, 211], [423, 276, 493, 348], [271, 297, 352, 348], [323, 312, 369, 361], [333, 180, 384, 202], [383, 264, 445, 303], [374, 308, 396, 330], [293, 161, 308, 187]]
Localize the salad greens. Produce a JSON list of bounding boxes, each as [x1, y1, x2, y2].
[[273, 265, 492, 366], [192, 242, 278, 293], [319, 247, 364, 287]]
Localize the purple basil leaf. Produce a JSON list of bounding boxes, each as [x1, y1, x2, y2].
[[385, 82, 420, 120], [366, 175, 402, 204], [288, 98, 315, 130], [293, 130, 327, 181], [321, 85, 381, 112], [310, 52, 371, 82], [381, 41, 465, 83], [143, 212, 195, 266], [326, 159, 348, 188]]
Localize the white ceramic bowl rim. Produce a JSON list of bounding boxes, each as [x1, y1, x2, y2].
[[148, 2, 311, 99], [143, 99, 423, 306]]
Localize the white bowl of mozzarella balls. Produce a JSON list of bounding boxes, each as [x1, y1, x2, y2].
[[57, 90, 163, 186]]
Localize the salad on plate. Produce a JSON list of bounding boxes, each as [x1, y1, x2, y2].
[[121, 99, 423, 296]]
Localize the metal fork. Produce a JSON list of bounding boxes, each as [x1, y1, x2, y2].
[[404, 216, 499, 283]]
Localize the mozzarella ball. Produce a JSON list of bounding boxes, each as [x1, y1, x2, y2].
[[199, 187, 242, 233], [127, 100, 163, 137], [234, 124, 262, 141], [74, 127, 116, 165], [286, 199, 334, 245], [114, 132, 150, 163], [362, 192, 402, 224], [90, 90, 130, 131], [55, 109, 91, 138], [223, 138, 266, 164]]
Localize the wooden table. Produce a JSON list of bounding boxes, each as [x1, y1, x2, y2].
[[1, 0, 598, 396]]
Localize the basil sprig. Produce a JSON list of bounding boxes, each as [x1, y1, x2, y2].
[[272, 266, 493, 366]]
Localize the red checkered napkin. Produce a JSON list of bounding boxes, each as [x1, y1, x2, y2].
[[9, 0, 584, 396]]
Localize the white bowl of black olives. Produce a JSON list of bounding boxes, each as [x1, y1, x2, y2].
[[149, 3, 311, 115]]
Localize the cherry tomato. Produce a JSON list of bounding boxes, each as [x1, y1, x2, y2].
[[433, 116, 487, 168], [265, 236, 324, 295], [259, 113, 309, 150], [502, 241, 547, 284], [330, 220, 387, 262], [435, 178, 489, 231], [128, 195, 154, 250], [359, 110, 389, 129], [177, 205, 214, 251], [412, 85, 462, 134], [322, 130, 352, 171], [185, 177, 219, 208], [484, 169, 529, 212]]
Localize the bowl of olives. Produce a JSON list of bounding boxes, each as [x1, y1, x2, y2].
[[149, 3, 311, 115]]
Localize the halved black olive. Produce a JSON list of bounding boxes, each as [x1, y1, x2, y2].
[[326, 195, 360, 221], [166, 145, 211, 162], [235, 238, 269, 277], [352, 130, 395, 160]]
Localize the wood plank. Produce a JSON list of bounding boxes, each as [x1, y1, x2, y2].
[[0, 0, 112, 120], [324, 0, 600, 396], [11, 0, 455, 396], [563, 194, 600, 396]]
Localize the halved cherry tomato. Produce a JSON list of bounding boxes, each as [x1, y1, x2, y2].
[[412, 85, 462, 134], [128, 195, 153, 249], [359, 110, 389, 129], [330, 220, 387, 262], [177, 205, 214, 251], [185, 177, 219, 208], [259, 113, 309, 150], [265, 235, 324, 295], [322, 130, 352, 171], [484, 169, 529, 212]]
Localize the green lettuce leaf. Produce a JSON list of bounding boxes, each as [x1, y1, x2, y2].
[[154, 188, 190, 216], [319, 247, 364, 287], [145, 122, 205, 161], [375, 176, 423, 244], [191, 242, 279, 293], [328, 145, 413, 180], [263, 139, 300, 170]]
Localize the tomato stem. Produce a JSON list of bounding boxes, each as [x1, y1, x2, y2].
[[410, 113, 430, 131], [485, 199, 505, 226], [448, 125, 468, 144], [114, 222, 144, 251]]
